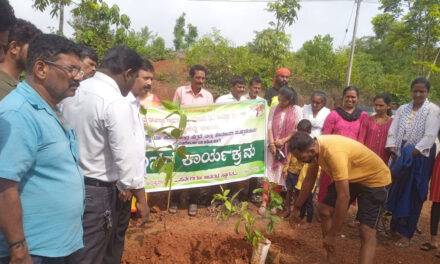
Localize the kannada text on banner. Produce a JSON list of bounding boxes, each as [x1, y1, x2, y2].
[[143, 100, 267, 192]]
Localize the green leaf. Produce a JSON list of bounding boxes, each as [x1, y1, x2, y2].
[[177, 146, 187, 159], [231, 189, 241, 202], [171, 128, 182, 139], [146, 129, 154, 138], [224, 200, 232, 211], [266, 221, 274, 234], [211, 193, 222, 204], [273, 195, 283, 205], [175, 98, 181, 109], [271, 215, 280, 223], [152, 157, 165, 171], [244, 225, 250, 237], [120, 14, 131, 28], [253, 188, 267, 195], [240, 201, 248, 214], [252, 236, 259, 249], [254, 229, 262, 238], [154, 125, 175, 133], [161, 162, 174, 186], [222, 211, 227, 220], [161, 100, 178, 110], [165, 110, 180, 119], [139, 107, 147, 116], [224, 189, 230, 197], [179, 114, 187, 130], [234, 220, 241, 234]]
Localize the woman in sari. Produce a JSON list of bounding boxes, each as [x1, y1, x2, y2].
[[386, 77, 440, 248], [259, 86, 301, 215]]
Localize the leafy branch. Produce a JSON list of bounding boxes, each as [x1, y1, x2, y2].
[[212, 178, 283, 248], [140, 99, 191, 211]]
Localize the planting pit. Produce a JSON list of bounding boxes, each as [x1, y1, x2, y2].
[[122, 193, 437, 264]]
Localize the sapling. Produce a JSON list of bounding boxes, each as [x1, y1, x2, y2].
[[211, 178, 283, 248], [140, 99, 191, 211]]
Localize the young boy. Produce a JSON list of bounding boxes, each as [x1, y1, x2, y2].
[[295, 162, 320, 229], [281, 119, 312, 218]]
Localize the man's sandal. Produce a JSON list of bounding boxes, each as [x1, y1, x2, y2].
[[188, 203, 198, 216], [420, 242, 437, 251], [168, 203, 178, 214]]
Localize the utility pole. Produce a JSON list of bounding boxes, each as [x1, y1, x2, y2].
[[346, 0, 361, 86]]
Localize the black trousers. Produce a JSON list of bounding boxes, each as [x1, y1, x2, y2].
[[431, 202, 440, 236], [66, 184, 116, 264], [299, 192, 314, 223], [103, 190, 132, 264]]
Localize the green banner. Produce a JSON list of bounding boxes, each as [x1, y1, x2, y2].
[[143, 100, 266, 192]]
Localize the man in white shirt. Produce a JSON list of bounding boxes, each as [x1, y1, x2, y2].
[[241, 76, 263, 101], [216, 75, 252, 202], [62, 45, 149, 264], [77, 44, 98, 80], [103, 59, 154, 264], [216, 75, 246, 103]]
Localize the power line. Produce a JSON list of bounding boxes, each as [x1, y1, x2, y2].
[[342, 1, 357, 46]]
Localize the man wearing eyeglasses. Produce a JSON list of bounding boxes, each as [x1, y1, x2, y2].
[[0, 19, 41, 101], [0, 34, 84, 264]]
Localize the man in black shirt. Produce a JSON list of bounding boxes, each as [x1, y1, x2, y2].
[[264, 67, 298, 106]]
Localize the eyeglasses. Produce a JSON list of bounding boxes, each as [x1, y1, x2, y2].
[[44, 60, 84, 78]]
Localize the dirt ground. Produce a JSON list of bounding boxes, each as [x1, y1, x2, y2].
[[121, 190, 439, 264]]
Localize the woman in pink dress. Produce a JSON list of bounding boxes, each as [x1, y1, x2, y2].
[[358, 94, 393, 163], [259, 86, 301, 215], [318, 86, 368, 202]]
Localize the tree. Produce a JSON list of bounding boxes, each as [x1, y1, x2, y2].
[[173, 13, 199, 51], [32, 0, 72, 36], [378, 0, 440, 75], [252, 0, 300, 72], [266, 0, 301, 33], [185, 23, 198, 47], [173, 13, 186, 51], [371, 14, 397, 40], [185, 29, 273, 94], [69, 0, 131, 59], [138, 26, 157, 45], [295, 35, 335, 86], [124, 27, 174, 61], [348, 0, 440, 104], [251, 29, 291, 72]]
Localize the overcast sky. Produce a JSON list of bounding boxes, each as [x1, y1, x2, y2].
[[11, 0, 382, 51]]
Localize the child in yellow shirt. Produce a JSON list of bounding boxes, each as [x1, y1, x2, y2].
[[281, 119, 311, 218]]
